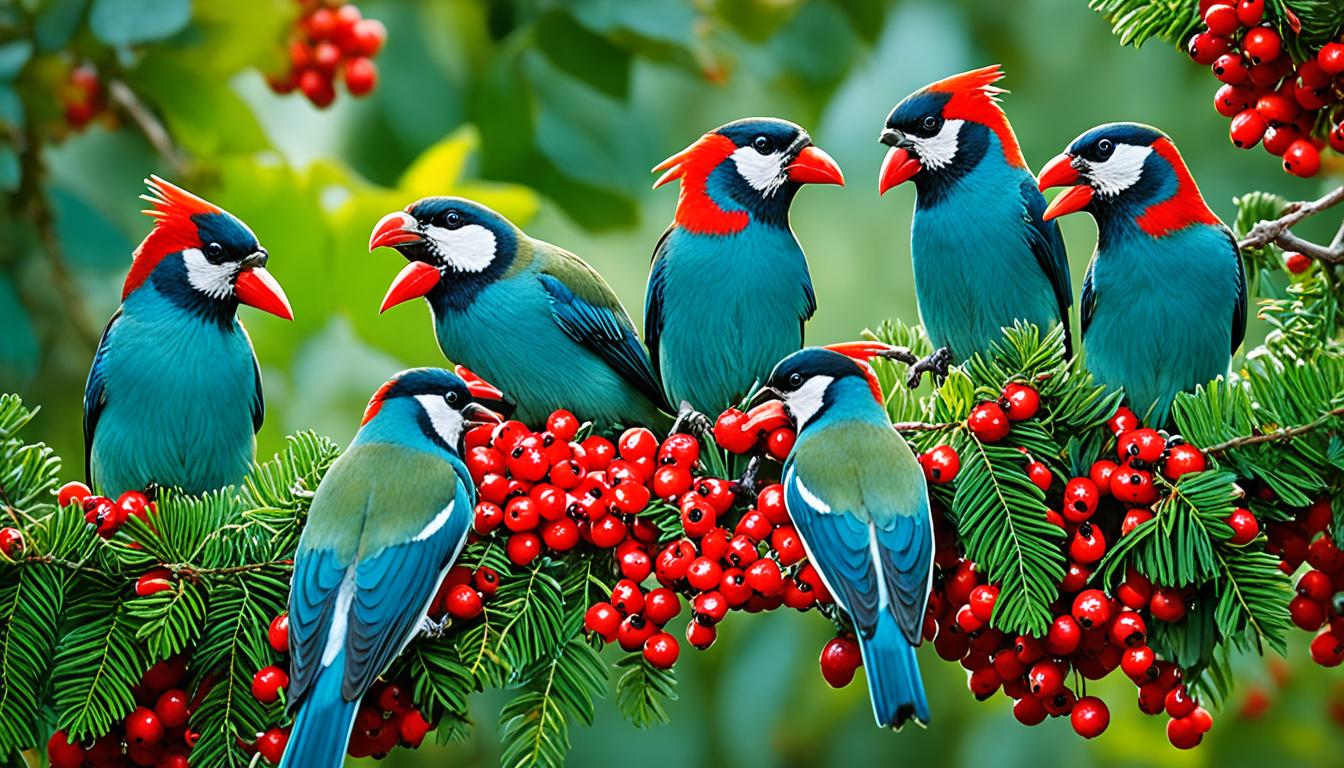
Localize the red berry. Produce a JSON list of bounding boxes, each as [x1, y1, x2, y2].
[[1263, 125, 1300, 157], [298, 69, 336, 108], [57, 481, 92, 508], [1110, 466, 1157, 505], [692, 590, 729, 624], [611, 579, 645, 616], [618, 546, 653, 581], [1013, 695, 1047, 726], [1162, 443, 1206, 480], [1069, 522, 1106, 565], [1242, 25, 1281, 64], [680, 501, 716, 538], [1121, 507, 1154, 536], [1149, 587, 1187, 623], [1167, 714, 1204, 749], [256, 727, 288, 764], [1214, 83, 1253, 116], [0, 527, 23, 558], [1062, 477, 1099, 522], [643, 631, 680, 668], [251, 665, 288, 704], [744, 558, 784, 596], [1028, 660, 1065, 698], [713, 408, 756, 454], [1235, 0, 1264, 25], [1226, 507, 1259, 545], [644, 588, 682, 625], [1289, 594, 1326, 631], [686, 557, 722, 592], [1284, 251, 1312, 274], [1046, 614, 1082, 656], [1071, 588, 1112, 630], [400, 708, 432, 748], [618, 427, 659, 462], [1121, 645, 1156, 680], [685, 619, 717, 650], [444, 584, 483, 620], [136, 568, 174, 596], [765, 427, 796, 460], [920, 445, 960, 484], [585, 602, 620, 642], [968, 584, 999, 624], [267, 612, 290, 654], [473, 501, 504, 534], [1311, 629, 1344, 667], [735, 510, 772, 542], [819, 635, 862, 688], [1320, 42, 1344, 75], [617, 613, 657, 652], [506, 532, 541, 566], [1117, 428, 1164, 464], [770, 525, 806, 566], [542, 517, 580, 552], [1110, 610, 1147, 647], [652, 465, 692, 501], [1107, 406, 1139, 435], [1230, 109, 1268, 149], [1089, 460, 1118, 492], [153, 687, 190, 728], [1061, 561, 1092, 593], [1165, 685, 1198, 718], [1025, 461, 1052, 491], [757, 484, 788, 524], [967, 402, 1010, 442], [1000, 383, 1040, 421], [1308, 536, 1344, 572], [1187, 31, 1232, 65], [1071, 696, 1109, 739], [1283, 139, 1321, 178], [350, 18, 387, 57], [1255, 92, 1299, 124], [658, 433, 699, 468], [47, 731, 84, 768]]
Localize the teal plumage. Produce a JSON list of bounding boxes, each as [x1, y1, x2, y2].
[[1038, 123, 1246, 426], [371, 198, 666, 429], [761, 348, 932, 729], [283, 368, 488, 768], [84, 177, 291, 497], [645, 118, 843, 415]]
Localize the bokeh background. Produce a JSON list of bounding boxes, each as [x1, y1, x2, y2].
[[2, 0, 1342, 765]]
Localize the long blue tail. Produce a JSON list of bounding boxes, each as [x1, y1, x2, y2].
[[279, 660, 359, 768], [859, 615, 929, 729]]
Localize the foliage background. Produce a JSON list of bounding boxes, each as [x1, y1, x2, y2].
[[1, 0, 1341, 765]]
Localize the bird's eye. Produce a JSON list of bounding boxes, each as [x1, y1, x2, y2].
[[444, 211, 463, 229], [445, 391, 460, 405], [788, 372, 804, 388], [752, 135, 774, 154], [206, 242, 224, 260], [922, 115, 939, 131], [1097, 139, 1114, 159]]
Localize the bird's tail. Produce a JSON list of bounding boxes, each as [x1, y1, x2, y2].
[[279, 661, 359, 768], [859, 615, 930, 730]]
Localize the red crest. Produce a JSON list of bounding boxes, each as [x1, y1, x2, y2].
[[926, 65, 1027, 169], [123, 176, 223, 299]]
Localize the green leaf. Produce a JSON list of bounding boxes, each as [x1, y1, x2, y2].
[[89, 0, 190, 46], [533, 10, 631, 99], [50, 587, 148, 739], [35, 0, 89, 53], [614, 653, 676, 728], [0, 41, 32, 80], [127, 54, 270, 156]]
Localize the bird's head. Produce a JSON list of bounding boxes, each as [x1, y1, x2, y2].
[[747, 347, 872, 432], [652, 117, 844, 235], [878, 65, 1026, 197], [361, 367, 504, 454], [124, 176, 292, 320], [1037, 122, 1219, 236], [369, 197, 521, 313]]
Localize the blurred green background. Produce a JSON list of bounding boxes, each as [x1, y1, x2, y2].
[[2, 0, 1342, 765]]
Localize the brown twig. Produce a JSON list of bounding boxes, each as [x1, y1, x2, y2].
[[107, 79, 186, 176], [1204, 406, 1344, 454], [1238, 186, 1344, 265], [893, 421, 957, 432]]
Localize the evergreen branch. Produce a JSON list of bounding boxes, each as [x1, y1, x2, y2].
[[1238, 186, 1344, 265], [614, 654, 677, 728], [1204, 406, 1344, 453]]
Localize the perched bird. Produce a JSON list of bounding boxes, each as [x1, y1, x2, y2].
[[283, 368, 498, 768], [1037, 123, 1246, 425], [370, 198, 667, 430], [747, 347, 932, 729], [83, 176, 292, 497], [646, 117, 844, 418], [878, 65, 1072, 366]]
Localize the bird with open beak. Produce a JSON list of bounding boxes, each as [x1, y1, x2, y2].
[[83, 176, 293, 496], [1037, 122, 1246, 426]]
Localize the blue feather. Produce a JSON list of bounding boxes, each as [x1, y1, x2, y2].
[[279, 657, 358, 768]]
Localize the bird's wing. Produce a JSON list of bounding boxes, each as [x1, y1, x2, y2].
[[784, 422, 932, 645], [1079, 258, 1097, 338], [537, 248, 668, 410], [250, 353, 265, 434], [83, 308, 121, 484], [1226, 229, 1248, 353], [644, 227, 674, 381], [1020, 177, 1074, 352]]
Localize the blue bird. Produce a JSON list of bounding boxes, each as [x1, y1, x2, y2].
[[646, 118, 844, 418], [878, 65, 1072, 367], [370, 198, 667, 429], [749, 347, 933, 729], [1037, 122, 1247, 426], [83, 176, 293, 497], [283, 368, 499, 768]]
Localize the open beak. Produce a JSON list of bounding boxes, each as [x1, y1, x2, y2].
[[234, 253, 293, 320], [652, 140, 698, 189], [379, 261, 441, 314], [463, 401, 505, 428], [878, 146, 923, 195], [457, 365, 517, 419], [1037, 153, 1094, 221], [741, 396, 792, 435], [369, 211, 424, 251], [787, 145, 845, 186]]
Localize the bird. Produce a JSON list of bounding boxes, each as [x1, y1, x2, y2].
[[746, 347, 933, 729], [1036, 122, 1247, 426], [878, 65, 1072, 368], [83, 176, 293, 497], [282, 367, 498, 768], [369, 197, 667, 430], [645, 117, 844, 419]]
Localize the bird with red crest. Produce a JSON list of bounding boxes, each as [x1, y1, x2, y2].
[[878, 65, 1073, 372], [83, 176, 293, 497]]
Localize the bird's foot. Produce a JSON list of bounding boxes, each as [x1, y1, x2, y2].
[[141, 483, 160, 502], [670, 401, 713, 438], [417, 615, 452, 640], [902, 347, 952, 390], [730, 456, 763, 499]]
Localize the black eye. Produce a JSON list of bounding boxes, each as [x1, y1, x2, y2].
[[1096, 139, 1114, 159], [752, 135, 774, 154], [206, 242, 224, 260], [922, 116, 938, 131], [788, 372, 804, 389], [445, 390, 460, 405], [444, 211, 463, 229]]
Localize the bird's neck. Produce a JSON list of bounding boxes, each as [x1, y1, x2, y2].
[[124, 253, 239, 330], [1094, 143, 1221, 247], [912, 122, 993, 209], [356, 401, 467, 466]]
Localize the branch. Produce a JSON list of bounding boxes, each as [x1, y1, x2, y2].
[[893, 421, 956, 432], [1204, 406, 1344, 454], [106, 80, 186, 176], [1238, 186, 1344, 265]]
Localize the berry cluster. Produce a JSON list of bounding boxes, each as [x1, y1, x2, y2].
[[57, 481, 153, 540], [46, 657, 197, 768], [1267, 499, 1344, 667], [60, 65, 107, 132], [267, 1, 385, 108], [1191, 0, 1343, 177]]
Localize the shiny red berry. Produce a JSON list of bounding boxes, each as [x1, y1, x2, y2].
[[692, 590, 729, 624], [1236, 0, 1264, 25], [685, 618, 716, 649], [1028, 660, 1065, 698], [57, 481, 92, 508], [1230, 109, 1267, 149], [968, 584, 999, 623], [1088, 460, 1118, 492], [643, 631, 680, 668], [1149, 587, 1187, 623], [1025, 461, 1052, 491], [1163, 443, 1206, 480], [268, 612, 289, 653], [1071, 696, 1109, 739], [658, 433, 700, 468], [46, 731, 84, 768], [920, 445, 960, 484], [1284, 251, 1312, 274], [1121, 645, 1156, 680], [445, 584, 484, 619], [618, 427, 659, 462], [585, 602, 620, 642], [1242, 25, 1281, 64], [1117, 428, 1164, 464], [506, 532, 541, 566], [1107, 406, 1139, 435], [1187, 31, 1232, 65], [1226, 507, 1259, 545], [1310, 629, 1344, 667], [1289, 594, 1326, 630], [1214, 83, 1253, 116], [819, 635, 862, 688], [1000, 383, 1040, 421], [1283, 139, 1321, 178], [154, 688, 190, 728], [617, 613, 657, 651], [1071, 588, 1112, 630], [256, 727, 288, 764], [968, 402, 1010, 442], [1062, 477, 1099, 522], [251, 665, 288, 704], [644, 588, 682, 625], [713, 408, 756, 454], [1110, 466, 1157, 505], [0, 527, 23, 558], [1069, 522, 1106, 565], [1046, 614, 1082, 656]]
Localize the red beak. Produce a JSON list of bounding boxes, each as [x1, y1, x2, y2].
[[741, 399, 792, 435], [1037, 153, 1094, 221], [379, 261, 441, 313], [457, 365, 517, 420], [369, 211, 423, 251], [787, 145, 845, 186], [235, 267, 293, 320], [878, 146, 923, 195]]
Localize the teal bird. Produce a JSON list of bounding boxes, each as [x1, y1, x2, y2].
[[370, 198, 667, 429], [83, 177, 293, 497], [750, 347, 932, 729], [1037, 123, 1247, 425], [283, 368, 499, 768], [646, 118, 844, 417], [878, 65, 1072, 366]]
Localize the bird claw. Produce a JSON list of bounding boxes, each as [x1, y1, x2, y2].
[[417, 615, 451, 640], [904, 347, 952, 389], [670, 402, 713, 438], [730, 456, 763, 499]]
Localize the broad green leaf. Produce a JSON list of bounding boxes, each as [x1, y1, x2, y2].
[[128, 55, 270, 156], [0, 41, 32, 80], [89, 0, 190, 46]]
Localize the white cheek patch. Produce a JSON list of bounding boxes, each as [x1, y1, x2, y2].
[[423, 223, 497, 273], [182, 248, 236, 300], [910, 119, 964, 171], [1086, 144, 1152, 198], [731, 146, 786, 196], [415, 394, 464, 448], [785, 375, 832, 429]]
